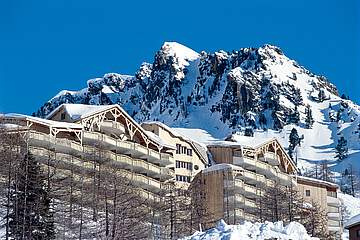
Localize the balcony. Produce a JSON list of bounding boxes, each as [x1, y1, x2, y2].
[[83, 131, 170, 167], [226, 208, 245, 223], [132, 174, 161, 193], [231, 181, 259, 198], [238, 170, 264, 185], [327, 196, 340, 207], [28, 131, 54, 149], [327, 212, 340, 220], [233, 155, 256, 171], [99, 120, 125, 136], [160, 152, 174, 166], [258, 152, 279, 166], [55, 138, 83, 157], [244, 213, 257, 222], [99, 150, 173, 179], [226, 194, 245, 207], [244, 199, 257, 210], [277, 172, 296, 186]]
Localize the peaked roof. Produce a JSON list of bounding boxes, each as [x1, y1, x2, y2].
[[142, 121, 208, 165], [2, 113, 82, 129], [46, 104, 115, 122], [344, 213, 360, 229], [47, 104, 175, 150]]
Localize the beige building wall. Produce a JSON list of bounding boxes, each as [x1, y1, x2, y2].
[[142, 123, 207, 188], [297, 181, 328, 208]]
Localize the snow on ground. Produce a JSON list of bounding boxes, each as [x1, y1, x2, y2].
[[339, 192, 360, 219], [179, 219, 319, 240], [338, 192, 360, 240]]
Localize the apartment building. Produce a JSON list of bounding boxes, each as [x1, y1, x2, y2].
[[1, 104, 175, 202], [141, 122, 208, 188], [190, 136, 342, 236], [297, 176, 342, 235], [191, 137, 298, 225]]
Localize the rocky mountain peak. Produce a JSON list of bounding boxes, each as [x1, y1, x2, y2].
[[34, 42, 359, 173]]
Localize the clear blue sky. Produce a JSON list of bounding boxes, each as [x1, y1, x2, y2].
[[0, 0, 359, 114]]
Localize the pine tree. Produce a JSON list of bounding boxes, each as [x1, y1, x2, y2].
[[288, 106, 300, 125], [318, 89, 326, 102], [244, 127, 254, 137], [335, 136, 348, 160], [8, 153, 54, 240], [288, 128, 301, 160], [292, 88, 303, 107], [305, 104, 314, 129], [340, 165, 359, 197]]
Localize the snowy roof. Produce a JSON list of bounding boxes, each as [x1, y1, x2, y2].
[[173, 127, 277, 149], [3, 113, 82, 129], [296, 176, 339, 189], [142, 122, 208, 163], [46, 104, 115, 121], [231, 135, 276, 149], [47, 104, 174, 149], [202, 163, 244, 174], [344, 213, 360, 229], [144, 130, 176, 150]]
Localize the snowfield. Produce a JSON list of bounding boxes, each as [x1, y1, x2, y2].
[[179, 220, 319, 240]]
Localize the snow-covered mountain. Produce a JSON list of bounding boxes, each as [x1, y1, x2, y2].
[[34, 42, 360, 174]]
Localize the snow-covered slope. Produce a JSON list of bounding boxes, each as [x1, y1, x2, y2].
[[34, 42, 360, 175], [180, 219, 318, 240]]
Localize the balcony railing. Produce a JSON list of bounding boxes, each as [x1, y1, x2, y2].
[[327, 196, 340, 207], [83, 131, 172, 167], [99, 120, 125, 135]]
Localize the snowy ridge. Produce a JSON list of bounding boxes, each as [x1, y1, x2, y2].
[[180, 219, 319, 240], [34, 42, 360, 176]]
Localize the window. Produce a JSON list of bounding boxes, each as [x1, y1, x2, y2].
[[176, 161, 180, 168], [327, 191, 337, 198], [176, 144, 181, 154], [187, 149, 193, 156], [181, 146, 187, 154], [357, 229, 360, 237], [60, 113, 66, 120], [305, 190, 311, 196], [176, 174, 191, 183]]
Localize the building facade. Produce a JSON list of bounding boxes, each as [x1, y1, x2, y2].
[[191, 138, 298, 225], [1, 104, 175, 202], [297, 176, 342, 235], [141, 122, 208, 188], [190, 137, 342, 236]]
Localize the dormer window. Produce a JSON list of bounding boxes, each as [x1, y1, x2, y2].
[[60, 113, 66, 120]]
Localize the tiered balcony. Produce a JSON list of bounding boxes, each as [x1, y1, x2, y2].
[[29, 144, 171, 194], [84, 147, 174, 180], [233, 153, 294, 185], [83, 131, 173, 167]]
